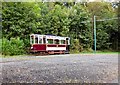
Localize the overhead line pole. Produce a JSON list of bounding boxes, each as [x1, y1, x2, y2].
[[81, 17, 119, 54], [93, 16, 118, 54], [93, 15, 96, 53]]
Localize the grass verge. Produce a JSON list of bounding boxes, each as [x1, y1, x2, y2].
[[0, 53, 29, 58], [70, 50, 119, 54], [1, 51, 119, 58]]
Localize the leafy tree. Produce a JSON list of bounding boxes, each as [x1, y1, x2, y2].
[[2, 2, 41, 46], [86, 2, 118, 51], [1, 2, 119, 55], [68, 3, 93, 50]]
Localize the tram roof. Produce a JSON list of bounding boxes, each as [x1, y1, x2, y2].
[[30, 34, 70, 40]]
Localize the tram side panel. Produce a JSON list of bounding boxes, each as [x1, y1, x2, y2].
[[31, 44, 46, 52], [46, 44, 66, 51], [31, 44, 66, 54], [31, 44, 69, 54]]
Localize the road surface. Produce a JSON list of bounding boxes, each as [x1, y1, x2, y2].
[[1, 54, 118, 83]]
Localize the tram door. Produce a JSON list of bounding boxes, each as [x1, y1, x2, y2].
[[66, 38, 70, 53], [43, 37, 46, 44]]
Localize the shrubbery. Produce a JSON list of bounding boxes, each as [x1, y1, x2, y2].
[[2, 2, 119, 54], [2, 38, 25, 55], [70, 39, 83, 53]]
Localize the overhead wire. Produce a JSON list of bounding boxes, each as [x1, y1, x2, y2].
[[81, 17, 119, 23]]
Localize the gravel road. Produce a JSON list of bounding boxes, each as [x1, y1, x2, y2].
[[1, 54, 118, 83]]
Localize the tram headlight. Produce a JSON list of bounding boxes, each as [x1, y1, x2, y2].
[[31, 47, 33, 49]]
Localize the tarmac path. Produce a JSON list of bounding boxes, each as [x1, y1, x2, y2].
[[1, 54, 118, 83]]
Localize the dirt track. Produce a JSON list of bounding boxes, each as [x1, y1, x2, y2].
[[1, 54, 118, 83]]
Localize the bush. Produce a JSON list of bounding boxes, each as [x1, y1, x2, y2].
[[2, 38, 25, 55], [70, 39, 83, 53], [81, 48, 93, 53]]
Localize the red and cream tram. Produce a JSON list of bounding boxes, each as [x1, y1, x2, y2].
[[30, 34, 70, 54]]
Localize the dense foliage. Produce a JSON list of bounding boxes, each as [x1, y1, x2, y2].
[[1, 2, 119, 55], [2, 38, 25, 55]]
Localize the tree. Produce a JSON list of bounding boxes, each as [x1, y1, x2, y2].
[[86, 2, 118, 50], [68, 3, 93, 50], [2, 2, 41, 46]]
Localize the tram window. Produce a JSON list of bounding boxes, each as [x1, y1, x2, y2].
[[61, 40, 65, 44], [31, 36, 34, 44], [43, 38, 46, 44], [66, 40, 68, 44], [35, 37, 38, 44], [54, 39, 59, 44], [66, 38, 69, 44], [47, 39, 53, 44], [39, 38, 42, 44]]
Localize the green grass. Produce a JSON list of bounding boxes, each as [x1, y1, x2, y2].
[[1, 50, 119, 58], [0, 53, 29, 58], [70, 50, 119, 54], [81, 51, 119, 54]]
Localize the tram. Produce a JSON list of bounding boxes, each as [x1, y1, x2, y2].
[[30, 34, 70, 54]]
